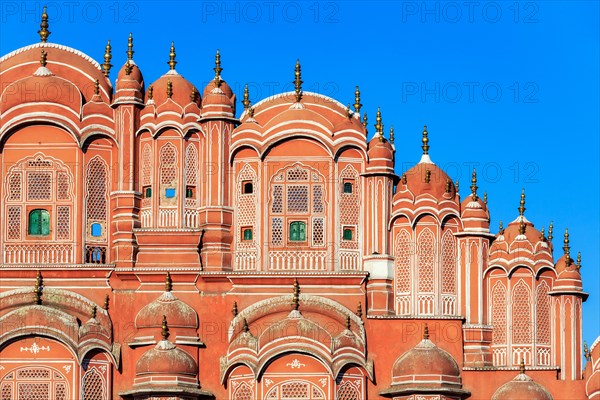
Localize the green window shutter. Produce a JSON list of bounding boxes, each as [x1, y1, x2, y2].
[[343, 229, 353, 240], [290, 221, 306, 241], [29, 210, 41, 235], [243, 229, 253, 240], [41, 210, 50, 235]]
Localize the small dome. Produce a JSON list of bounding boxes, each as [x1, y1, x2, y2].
[[116, 61, 143, 85], [136, 339, 197, 376], [367, 136, 394, 167], [203, 78, 233, 99], [147, 72, 198, 108], [461, 194, 490, 230], [135, 291, 198, 329], [492, 371, 553, 400], [401, 161, 455, 200], [392, 329, 461, 388]]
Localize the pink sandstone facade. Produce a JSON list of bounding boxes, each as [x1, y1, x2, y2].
[[0, 10, 598, 400]]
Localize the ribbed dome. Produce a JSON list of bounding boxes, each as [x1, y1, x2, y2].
[[492, 371, 553, 400], [147, 72, 199, 107], [203, 78, 233, 99], [136, 339, 197, 376], [402, 161, 455, 199], [116, 61, 143, 85], [135, 291, 198, 329], [367, 136, 394, 167]]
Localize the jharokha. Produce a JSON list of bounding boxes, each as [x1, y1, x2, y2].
[[0, 9, 598, 400]]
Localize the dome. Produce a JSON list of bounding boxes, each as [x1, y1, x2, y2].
[[367, 136, 394, 167], [116, 60, 143, 85], [492, 370, 553, 400], [135, 291, 198, 329], [147, 72, 199, 108], [136, 339, 197, 376], [203, 78, 233, 99], [401, 161, 455, 200], [392, 338, 460, 384]]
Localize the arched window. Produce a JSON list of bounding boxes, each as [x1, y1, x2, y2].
[[28, 209, 50, 236]]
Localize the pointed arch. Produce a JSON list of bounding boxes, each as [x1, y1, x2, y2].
[[512, 279, 532, 345], [394, 229, 412, 315]]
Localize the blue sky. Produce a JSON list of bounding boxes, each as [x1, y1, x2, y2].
[[1, 1, 598, 348]]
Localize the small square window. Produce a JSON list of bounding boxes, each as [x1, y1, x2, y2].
[[91, 223, 103, 237], [165, 188, 176, 198], [343, 228, 354, 241], [28, 209, 50, 236], [343, 181, 354, 194], [289, 221, 307, 241], [186, 186, 195, 198], [144, 186, 152, 198], [242, 181, 253, 194], [242, 227, 253, 241]]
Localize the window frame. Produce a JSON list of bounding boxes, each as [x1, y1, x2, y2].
[[28, 208, 51, 236], [289, 220, 307, 242]]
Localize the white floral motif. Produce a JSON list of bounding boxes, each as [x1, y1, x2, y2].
[[265, 378, 274, 387], [20, 342, 50, 354], [285, 358, 306, 369], [62, 365, 71, 373], [319, 378, 327, 387]]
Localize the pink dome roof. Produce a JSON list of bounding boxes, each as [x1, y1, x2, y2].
[[136, 340, 197, 376], [147, 73, 198, 107], [492, 371, 553, 400], [135, 291, 198, 329]]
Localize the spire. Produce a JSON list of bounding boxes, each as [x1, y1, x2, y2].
[[577, 251, 581, 268], [401, 173, 407, 185], [484, 192, 488, 204], [242, 84, 251, 110], [165, 272, 172, 292], [103, 294, 109, 310], [389, 126, 395, 144], [214, 49, 223, 82], [102, 40, 112, 77], [518, 188, 526, 216], [166, 79, 173, 98], [190, 88, 198, 102], [519, 220, 527, 235], [375, 107, 384, 141], [563, 228, 570, 263], [34, 270, 43, 305], [167, 41, 177, 70], [242, 318, 250, 333], [346, 104, 352, 118], [520, 358, 526, 374], [354, 86, 362, 113], [455, 180, 460, 194], [124, 60, 132, 75], [127, 33, 134, 60], [94, 79, 100, 95], [445, 178, 452, 193], [356, 302, 363, 318], [421, 125, 430, 154], [161, 315, 170, 340], [423, 323, 430, 340], [232, 301, 238, 317], [584, 341, 591, 361], [362, 112, 368, 136], [91, 305, 97, 319], [292, 278, 300, 311], [38, 6, 50, 43], [499, 220, 504, 234], [40, 49, 47, 67], [548, 221, 554, 242], [540, 227, 546, 241], [294, 59, 303, 102], [147, 86, 153, 100], [425, 169, 431, 184], [470, 169, 478, 201]]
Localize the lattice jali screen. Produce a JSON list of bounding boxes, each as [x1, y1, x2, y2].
[[417, 228, 435, 293], [312, 185, 324, 213], [336, 382, 360, 400], [185, 144, 199, 187], [272, 185, 283, 213], [7, 206, 21, 240], [281, 381, 309, 398], [8, 172, 22, 201], [312, 217, 324, 247], [440, 230, 457, 295], [3, 366, 69, 400], [491, 280, 507, 345], [27, 172, 52, 201], [0, 383, 12, 400], [512, 279, 532, 345], [287, 185, 309, 213], [232, 382, 253, 400], [394, 229, 412, 300], [535, 281, 551, 345], [86, 157, 108, 222], [339, 165, 360, 249], [142, 143, 152, 186], [82, 367, 107, 400], [56, 172, 70, 200], [271, 218, 283, 246], [234, 164, 258, 270], [56, 206, 71, 240], [159, 143, 178, 185]]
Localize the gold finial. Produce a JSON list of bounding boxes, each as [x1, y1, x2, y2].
[[165, 272, 172, 292], [346, 315, 351, 330], [166, 79, 173, 98], [248, 106, 255, 118], [103, 294, 109, 310], [292, 278, 300, 311], [242, 84, 251, 110], [455, 180, 459, 194], [499, 220, 504, 234], [362, 112, 368, 136], [423, 323, 429, 340], [563, 228, 570, 262], [102, 40, 112, 77], [190, 88, 198, 103], [147, 86, 153, 100], [232, 301, 238, 317], [294, 59, 303, 103], [346, 104, 352, 118], [242, 318, 250, 333], [584, 341, 591, 361], [127, 32, 134, 60], [375, 107, 384, 141], [470, 169, 478, 200], [518, 188, 526, 216], [548, 221, 554, 242], [390, 126, 395, 144], [91, 305, 97, 319], [401, 173, 407, 185], [577, 251, 581, 268], [421, 125, 430, 155], [167, 41, 177, 70], [520, 358, 526, 374], [124, 60, 132, 75], [38, 6, 50, 43], [214, 49, 223, 79], [94, 79, 100, 95], [519, 220, 526, 235], [161, 315, 170, 340], [356, 302, 363, 318], [484, 192, 488, 204], [354, 86, 362, 113], [34, 270, 43, 305], [40, 49, 47, 67], [540, 227, 546, 241], [445, 178, 452, 193], [425, 169, 431, 184]]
